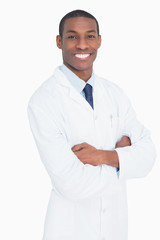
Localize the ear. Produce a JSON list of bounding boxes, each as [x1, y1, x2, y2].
[[98, 35, 102, 48], [56, 35, 62, 49]]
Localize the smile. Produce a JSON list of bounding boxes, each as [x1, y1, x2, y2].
[[75, 54, 91, 59]]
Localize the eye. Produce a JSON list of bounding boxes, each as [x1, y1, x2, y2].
[[88, 35, 96, 39], [68, 35, 77, 39]]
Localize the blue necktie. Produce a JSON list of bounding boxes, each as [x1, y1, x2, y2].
[[83, 83, 94, 109]]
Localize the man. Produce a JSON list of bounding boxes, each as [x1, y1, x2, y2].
[[28, 10, 156, 240]]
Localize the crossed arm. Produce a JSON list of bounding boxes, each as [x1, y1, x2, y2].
[[72, 136, 131, 168]]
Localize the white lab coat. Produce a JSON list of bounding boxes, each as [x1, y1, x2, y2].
[[28, 67, 156, 240]]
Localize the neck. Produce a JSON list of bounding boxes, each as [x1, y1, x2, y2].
[[75, 70, 92, 82], [64, 63, 93, 82]]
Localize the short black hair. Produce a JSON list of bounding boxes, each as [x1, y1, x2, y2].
[[59, 9, 100, 37]]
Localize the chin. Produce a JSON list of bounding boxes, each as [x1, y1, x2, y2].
[[73, 62, 93, 71]]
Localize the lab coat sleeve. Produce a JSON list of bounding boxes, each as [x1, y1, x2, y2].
[[115, 94, 156, 180], [28, 102, 119, 202]]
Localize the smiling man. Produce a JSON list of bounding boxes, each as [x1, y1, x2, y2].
[[56, 15, 101, 81], [28, 10, 156, 240]]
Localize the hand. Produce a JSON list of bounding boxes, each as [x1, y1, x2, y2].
[[115, 136, 131, 148], [72, 136, 131, 167], [72, 142, 102, 166]]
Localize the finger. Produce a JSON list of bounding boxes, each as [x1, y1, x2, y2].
[[116, 136, 131, 148], [73, 147, 84, 152], [122, 136, 131, 145], [72, 143, 87, 152], [72, 145, 83, 152]]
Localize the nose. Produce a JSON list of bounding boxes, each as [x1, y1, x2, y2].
[[76, 37, 89, 50]]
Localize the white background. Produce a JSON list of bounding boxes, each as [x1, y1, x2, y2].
[[0, 0, 160, 239]]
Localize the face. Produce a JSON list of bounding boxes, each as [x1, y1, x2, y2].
[[56, 17, 101, 80]]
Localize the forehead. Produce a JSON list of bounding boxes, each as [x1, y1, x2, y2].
[[63, 17, 97, 34]]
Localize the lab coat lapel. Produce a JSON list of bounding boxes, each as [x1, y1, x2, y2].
[[93, 76, 113, 114], [54, 67, 94, 112], [69, 88, 93, 111]]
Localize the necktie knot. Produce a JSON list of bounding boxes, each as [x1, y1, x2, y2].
[[83, 84, 94, 109]]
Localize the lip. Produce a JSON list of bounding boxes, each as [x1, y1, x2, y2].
[[74, 53, 91, 60]]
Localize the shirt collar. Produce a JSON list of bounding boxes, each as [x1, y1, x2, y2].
[[60, 64, 95, 94]]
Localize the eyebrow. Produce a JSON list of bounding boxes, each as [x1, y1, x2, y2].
[[66, 30, 97, 34]]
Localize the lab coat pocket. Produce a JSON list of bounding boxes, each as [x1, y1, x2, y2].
[[102, 114, 120, 150]]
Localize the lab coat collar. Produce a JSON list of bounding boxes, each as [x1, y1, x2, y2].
[[54, 67, 96, 112]]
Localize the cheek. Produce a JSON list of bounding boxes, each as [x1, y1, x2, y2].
[[62, 48, 74, 64], [62, 41, 74, 50], [61, 46, 69, 57], [62, 45, 73, 56], [93, 42, 100, 50]]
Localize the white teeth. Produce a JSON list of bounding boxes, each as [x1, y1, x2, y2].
[[75, 54, 90, 59]]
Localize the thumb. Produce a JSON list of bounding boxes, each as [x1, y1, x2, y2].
[[72, 143, 87, 152]]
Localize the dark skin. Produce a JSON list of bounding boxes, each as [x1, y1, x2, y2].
[[56, 17, 101, 81], [72, 136, 131, 168], [56, 17, 131, 168]]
